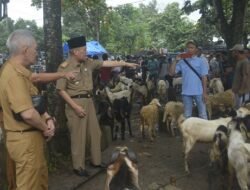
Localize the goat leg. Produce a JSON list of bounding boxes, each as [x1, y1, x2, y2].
[[111, 122, 115, 141], [126, 118, 133, 137], [113, 125, 118, 141], [124, 157, 141, 190], [121, 120, 125, 140], [104, 167, 115, 190]]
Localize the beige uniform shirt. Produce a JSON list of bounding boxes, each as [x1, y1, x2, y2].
[[56, 57, 103, 95], [0, 61, 38, 131], [232, 59, 250, 95]]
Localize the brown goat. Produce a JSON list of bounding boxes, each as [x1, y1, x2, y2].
[[104, 146, 140, 190]]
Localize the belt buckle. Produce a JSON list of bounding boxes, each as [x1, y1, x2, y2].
[[87, 94, 90, 98]]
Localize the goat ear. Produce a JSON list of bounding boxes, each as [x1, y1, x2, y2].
[[110, 150, 120, 163], [239, 124, 249, 139], [127, 149, 138, 163], [213, 134, 217, 142]]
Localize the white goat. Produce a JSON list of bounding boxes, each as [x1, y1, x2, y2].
[[119, 76, 133, 86], [209, 78, 224, 94], [132, 82, 148, 102], [236, 107, 250, 118], [105, 87, 132, 104], [227, 118, 250, 190], [110, 76, 133, 93], [209, 107, 250, 190], [140, 99, 161, 141], [157, 80, 169, 101], [178, 115, 232, 173], [162, 101, 184, 136]]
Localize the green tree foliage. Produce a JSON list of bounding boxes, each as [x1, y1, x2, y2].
[[0, 18, 43, 52], [0, 18, 13, 52], [183, 0, 249, 48], [101, 4, 151, 54], [149, 2, 195, 51], [14, 19, 44, 49], [62, 0, 107, 41]]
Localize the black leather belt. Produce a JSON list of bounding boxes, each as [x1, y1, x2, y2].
[[71, 93, 92, 99], [6, 128, 39, 133]]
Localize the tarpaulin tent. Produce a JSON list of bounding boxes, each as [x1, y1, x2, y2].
[[63, 40, 107, 57]]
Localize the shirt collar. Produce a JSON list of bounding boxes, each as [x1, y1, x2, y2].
[[67, 56, 81, 67], [9, 61, 32, 78]]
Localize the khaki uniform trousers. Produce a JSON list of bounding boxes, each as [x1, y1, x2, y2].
[[65, 97, 101, 170], [6, 131, 48, 190]]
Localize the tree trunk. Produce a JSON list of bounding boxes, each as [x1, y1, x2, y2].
[[214, 0, 248, 48], [43, 0, 70, 156], [43, 0, 62, 72]]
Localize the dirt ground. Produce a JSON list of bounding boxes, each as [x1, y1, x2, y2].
[[49, 103, 241, 190]]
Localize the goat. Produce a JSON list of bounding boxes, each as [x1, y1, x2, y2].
[[243, 101, 250, 111], [146, 77, 156, 102], [112, 97, 132, 140], [132, 81, 148, 105], [208, 125, 229, 190], [210, 107, 250, 190], [209, 78, 224, 94], [177, 115, 232, 173], [206, 89, 234, 119], [105, 146, 140, 190], [105, 87, 133, 104], [157, 80, 169, 102], [98, 100, 115, 141], [162, 101, 184, 136], [227, 117, 250, 190], [110, 76, 133, 93], [140, 99, 161, 141]]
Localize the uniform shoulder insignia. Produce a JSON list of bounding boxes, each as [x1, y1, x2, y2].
[[60, 61, 69, 68]]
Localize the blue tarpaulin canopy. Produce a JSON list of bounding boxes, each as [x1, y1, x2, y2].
[[63, 40, 107, 56]]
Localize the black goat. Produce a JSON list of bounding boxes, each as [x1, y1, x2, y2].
[[112, 97, 132, 140], [98, 100, 115, 141], [104, 146, 140, 190]]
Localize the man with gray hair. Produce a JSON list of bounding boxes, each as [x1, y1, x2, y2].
[[0, 29, 56, 190]]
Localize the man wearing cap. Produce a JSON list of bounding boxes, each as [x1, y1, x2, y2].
[[231, 44, 250, 108], [169, 40, 208, 119], [56, 36, 137, 176]]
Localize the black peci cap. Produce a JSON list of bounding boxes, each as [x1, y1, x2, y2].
[[67, 36, 86, 49]]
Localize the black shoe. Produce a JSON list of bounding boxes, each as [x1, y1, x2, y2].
[[73, 168, 90, 177], [90, 162, 107, 169]]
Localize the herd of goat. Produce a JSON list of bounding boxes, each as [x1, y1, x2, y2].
[[1, 75, 249, 189], [96, 75, 250, 190]]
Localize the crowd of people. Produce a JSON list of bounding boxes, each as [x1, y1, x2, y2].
[[0, 29, 250, 190]]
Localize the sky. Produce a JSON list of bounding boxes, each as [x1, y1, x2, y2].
[[8, 0, 199, 27]]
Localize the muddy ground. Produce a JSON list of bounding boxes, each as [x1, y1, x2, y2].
[[49, 103, 241, 190]]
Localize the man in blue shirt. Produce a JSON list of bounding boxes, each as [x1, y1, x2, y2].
[[169, 40, 208, 119]]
